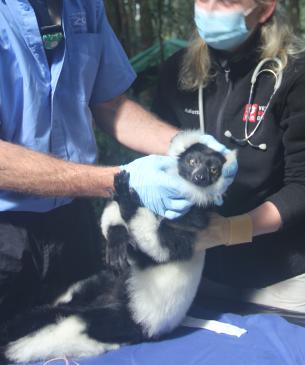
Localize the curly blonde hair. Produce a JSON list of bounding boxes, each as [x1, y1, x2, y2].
[[179, 2, 305, 91]]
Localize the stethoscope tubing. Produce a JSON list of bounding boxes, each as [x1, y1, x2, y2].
[[198, 57, 283, 150]]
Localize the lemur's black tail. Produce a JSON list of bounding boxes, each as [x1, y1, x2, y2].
[[0, 304, 76, 344], [0, 301, 141, 364], [0, 305, 78, 364]]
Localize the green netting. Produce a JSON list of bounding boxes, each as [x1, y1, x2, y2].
[[130, 38, 188, 74]]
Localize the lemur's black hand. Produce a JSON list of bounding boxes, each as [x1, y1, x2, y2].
[[114, 171, 141, 222]]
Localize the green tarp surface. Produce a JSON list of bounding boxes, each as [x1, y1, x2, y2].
[[130, 38, 188, 73]]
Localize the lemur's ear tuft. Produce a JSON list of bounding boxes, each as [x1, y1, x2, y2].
[[168, 130, 206, 157]]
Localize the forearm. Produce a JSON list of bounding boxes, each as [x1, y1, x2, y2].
[[91, 95, 178, 155], [248, 201, 282, 237], [0, 140, 119, 197], [194, 201, 282, 252]]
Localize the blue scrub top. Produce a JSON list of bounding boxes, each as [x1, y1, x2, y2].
[[0, 0, 136, 212]]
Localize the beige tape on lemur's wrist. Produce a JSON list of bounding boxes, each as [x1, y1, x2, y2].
[[226, 214, 253, 246]]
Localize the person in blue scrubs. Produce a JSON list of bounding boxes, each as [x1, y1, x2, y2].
[[0, 0, 235, 322], [0, 0, 216, 322]]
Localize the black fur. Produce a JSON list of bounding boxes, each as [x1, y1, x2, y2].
[[0, 142, 228, 364], [178, 143, 225, 186]]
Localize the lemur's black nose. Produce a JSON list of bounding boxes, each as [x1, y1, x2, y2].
[[194, 172, 208, 185], [194, 174, 204, 182]]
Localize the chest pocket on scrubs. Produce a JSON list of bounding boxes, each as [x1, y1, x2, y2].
[[65, 33, 102, 102]]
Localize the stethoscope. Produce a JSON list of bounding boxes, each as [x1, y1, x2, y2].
[[198, 57, 283, 151]]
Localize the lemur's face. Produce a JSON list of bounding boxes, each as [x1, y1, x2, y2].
[[178, 143, 226, 187]]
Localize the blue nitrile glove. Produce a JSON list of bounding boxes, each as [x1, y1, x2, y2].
[[197, 134, 238, 206], [121, 155, 193, 220]]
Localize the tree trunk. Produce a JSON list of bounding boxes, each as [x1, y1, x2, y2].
[[138, 0, 154, 49]]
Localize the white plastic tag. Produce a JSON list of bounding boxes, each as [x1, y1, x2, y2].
[[182, 316, 247, 338]]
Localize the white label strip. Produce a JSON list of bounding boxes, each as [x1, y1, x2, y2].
[[182, 316, 247, 338]]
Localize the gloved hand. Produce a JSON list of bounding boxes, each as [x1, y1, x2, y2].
[[197, 134, 238, 205], [193, 212, 253, 251], [121, 155, 193, 219]]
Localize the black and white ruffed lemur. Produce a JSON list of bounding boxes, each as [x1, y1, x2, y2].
[[0, 131, 236, 364]]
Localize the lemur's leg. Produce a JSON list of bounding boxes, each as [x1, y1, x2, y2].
[[101, 170, 145, 272], [100, 171, 143, 272], [100, 200, 130, 274], [53, 269, 122, 306]]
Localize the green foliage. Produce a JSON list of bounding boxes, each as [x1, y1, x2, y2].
[[95, 129, 141, 167], [104, 0, 194, 58]]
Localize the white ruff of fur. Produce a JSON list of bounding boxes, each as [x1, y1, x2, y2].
[[100, 201, 128, 239], [129, 207, 170, 262], [168, 130, 237, 206], [168, 130, 211, 158], [5, 316, 120, 363], [127, 252, 206, 338]]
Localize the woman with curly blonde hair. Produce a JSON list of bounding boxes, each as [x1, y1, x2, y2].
[[153, 0, 305, 313]]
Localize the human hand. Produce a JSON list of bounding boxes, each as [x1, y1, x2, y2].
[[194, 212, 253, 251], [121, 155, 193, 219]]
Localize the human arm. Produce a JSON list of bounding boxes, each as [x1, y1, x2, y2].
[[194, 68, 305, 251], [194, 201, 282, 251], [91, 94, 179, 155], [0, 139, 192, 218], [0, 139, 119, 198]]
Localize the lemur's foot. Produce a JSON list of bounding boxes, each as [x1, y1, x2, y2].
[[101, 201, 130, 275], [114, 171, 141, 221], [106, 224, 130, 275]]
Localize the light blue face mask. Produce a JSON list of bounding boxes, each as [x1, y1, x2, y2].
[[194, 4, 255, 51]]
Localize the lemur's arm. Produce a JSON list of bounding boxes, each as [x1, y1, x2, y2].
[[108, 171, 198, 264]]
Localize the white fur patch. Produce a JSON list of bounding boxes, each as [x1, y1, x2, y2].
[[127, 252, 206, 337], [129, 207, 170, 262], [53, 282, 83, 306], [168, 130, 207, 158], [100, 201, 127, 240], [224, 149, 237, 168], [5, 316, 120, 363]]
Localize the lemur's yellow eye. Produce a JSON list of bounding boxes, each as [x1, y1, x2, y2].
[[189, 159, 196, 166], [210, 167, 218, 175]]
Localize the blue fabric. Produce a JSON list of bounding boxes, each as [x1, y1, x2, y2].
[[17, 309, 305, 365], [0, 0, 136, 212], [194, 5, 252, 51]]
